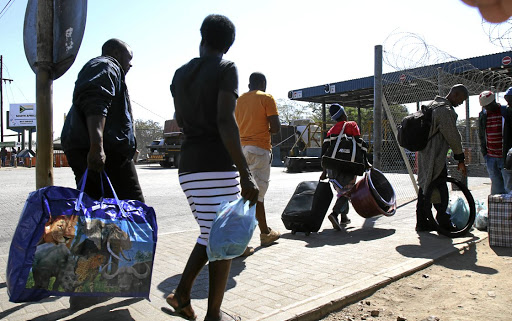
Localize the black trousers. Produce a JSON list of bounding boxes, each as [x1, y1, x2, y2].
[[65, 150, 145, 202], [416, 166, 449, 224]]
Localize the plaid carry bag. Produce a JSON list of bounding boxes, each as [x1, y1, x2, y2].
[[488, 194, 512, 247], [6, 170, 158, 303]]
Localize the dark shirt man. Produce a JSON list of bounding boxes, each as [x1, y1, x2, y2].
[[61, 38, 144, 202]]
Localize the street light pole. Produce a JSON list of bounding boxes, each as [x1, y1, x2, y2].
[[0, 56, 13, 143]]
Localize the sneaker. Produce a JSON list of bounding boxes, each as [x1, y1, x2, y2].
[[339, 213, 351, 226], [328, 213, 342, 231], [260, 227, 281, 246], [241, 246, 254, 257]]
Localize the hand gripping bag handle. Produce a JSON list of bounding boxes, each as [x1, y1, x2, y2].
[[74, 169, 127, 217]]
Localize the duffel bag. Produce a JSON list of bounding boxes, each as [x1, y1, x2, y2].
[[321, 122, 369, 176]]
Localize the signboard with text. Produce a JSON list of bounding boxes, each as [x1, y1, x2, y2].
[[9, 103, 37, 128]]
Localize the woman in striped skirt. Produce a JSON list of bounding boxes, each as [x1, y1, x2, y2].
[[166, 15, 259, 321]]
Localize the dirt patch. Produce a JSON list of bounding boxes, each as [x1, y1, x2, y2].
[[320, 239, 512, 321]]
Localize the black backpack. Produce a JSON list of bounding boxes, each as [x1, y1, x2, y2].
[[397, 103, 438, 152]]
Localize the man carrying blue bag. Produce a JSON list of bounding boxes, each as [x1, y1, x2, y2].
[[61, 38, 145, 203], [7, 39, 154, 309]]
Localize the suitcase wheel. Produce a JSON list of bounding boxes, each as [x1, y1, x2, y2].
[[291, 230, 296, 235], [305, 231, 311, 236]]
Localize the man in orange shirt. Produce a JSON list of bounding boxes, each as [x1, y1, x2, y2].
[[236, 72, 281, 250]]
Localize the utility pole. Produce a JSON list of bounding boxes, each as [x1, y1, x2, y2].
[[0, 55, 14, 143]]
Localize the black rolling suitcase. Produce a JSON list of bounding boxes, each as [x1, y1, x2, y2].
[[281, 181, 333, 235]]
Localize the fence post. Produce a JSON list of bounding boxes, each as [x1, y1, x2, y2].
[[373, 45, 383, 169]]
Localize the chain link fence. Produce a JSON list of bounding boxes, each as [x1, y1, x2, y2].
[[375, 33, 512, 206]]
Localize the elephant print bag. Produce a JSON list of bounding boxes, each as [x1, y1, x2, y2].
[[6, 170, 158, 303]]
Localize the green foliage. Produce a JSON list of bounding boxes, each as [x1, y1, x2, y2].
[[276, 99, 313, 124], [134, 119, 164, 160]]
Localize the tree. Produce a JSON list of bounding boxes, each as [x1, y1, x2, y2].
[[135, 119, 163, 159], [276, 99, 312, 124]]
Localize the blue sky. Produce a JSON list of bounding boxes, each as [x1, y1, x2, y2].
[[0, 0, 506, 142]]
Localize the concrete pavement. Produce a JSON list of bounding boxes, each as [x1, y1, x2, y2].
[[0, 166, 490, 321]]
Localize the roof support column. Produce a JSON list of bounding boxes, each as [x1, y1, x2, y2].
[[322, 99, 326, 142], [373, 45, 383, 169], [465, 99, 470, 144], [357, 101, 362, 132]]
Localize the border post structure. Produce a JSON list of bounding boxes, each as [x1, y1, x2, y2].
[[35, 0, 54, 188], [0, 55, 3, 143], [373, 45, 383, 169], [465, 99, 470, 144], [322, 99, 326, 142]]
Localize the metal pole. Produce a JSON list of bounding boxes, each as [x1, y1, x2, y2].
[[35, 0, 54, 188], [322, 100, 326, 142], [465, 99, 470, 144], [373, 45, 383, 169], [0, 57, 13, 144], [357, 101, 362, 131], [1, 55, 3, 143], [437, 67, 443, 96]]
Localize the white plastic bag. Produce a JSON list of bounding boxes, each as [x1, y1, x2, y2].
[[474, 200, 488, 231], [448, 197, 470, 229]]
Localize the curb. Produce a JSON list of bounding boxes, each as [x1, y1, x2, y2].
[[253, 233, 487, 321]]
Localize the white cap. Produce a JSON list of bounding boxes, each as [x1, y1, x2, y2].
[[479, 90, 495, 107]]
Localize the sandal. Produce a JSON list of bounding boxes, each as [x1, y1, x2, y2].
[[165, 290, 197, 320], [204, 310, 241, 321]]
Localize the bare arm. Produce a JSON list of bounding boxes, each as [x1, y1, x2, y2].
[[86, 115, 106, 173], [217, 90, 259, 205], [268, 115, 281, 134]]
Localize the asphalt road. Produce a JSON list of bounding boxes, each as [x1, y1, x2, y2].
[[0, 165, 322, 255], [0, 164, 490, 255]]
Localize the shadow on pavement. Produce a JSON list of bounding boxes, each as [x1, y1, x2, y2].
[[3, 297, 142, 321], [436, 243, 498, 275], [0, 296, 60, 320], [156, 259, 247, 301], [396, 232, 497, 275], [280, 227, 396, 248]]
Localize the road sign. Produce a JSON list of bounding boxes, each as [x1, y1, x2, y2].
[[9, 104, 37, 128], [399, 74, 406, 82], [23, 0, 87, 80], [502, 56, 511, 66]]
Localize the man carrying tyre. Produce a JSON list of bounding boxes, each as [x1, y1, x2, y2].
[[416, 84, 468, 232]]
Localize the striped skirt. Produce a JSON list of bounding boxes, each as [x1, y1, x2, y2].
[[179, 171, 241, 246]]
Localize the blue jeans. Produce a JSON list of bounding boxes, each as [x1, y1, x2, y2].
[[486, 156, 506, 194], [503, 168, 512, 193]]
